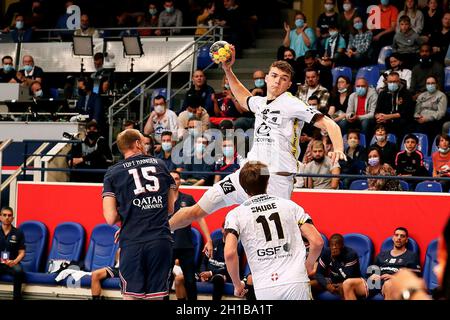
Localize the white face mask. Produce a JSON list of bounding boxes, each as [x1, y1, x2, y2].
[[375, 135, 386, 142], [154, 104, 165, 115], [347, 139, 359, 148], [439, 147, 450, 154]]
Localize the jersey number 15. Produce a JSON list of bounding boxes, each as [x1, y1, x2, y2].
[[128, 166, 160, 195]]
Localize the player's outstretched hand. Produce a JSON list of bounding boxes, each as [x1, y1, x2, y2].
[[202, 239, 214, 259], [328, 150, 347, 165], [221, 45, 236, 72], [233, 280, 248, 298]]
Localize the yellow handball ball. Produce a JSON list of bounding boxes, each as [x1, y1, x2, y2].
[[209, 41, 233, 64]]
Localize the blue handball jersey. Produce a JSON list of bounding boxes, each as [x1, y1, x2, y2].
[[102, 154, 176, 247]]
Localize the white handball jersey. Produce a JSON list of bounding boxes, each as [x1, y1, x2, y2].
[[225, 194, 312, 291], [246, 92, 322, 173]]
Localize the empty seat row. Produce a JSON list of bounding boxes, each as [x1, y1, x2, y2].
[[349, 179, 444, 192]]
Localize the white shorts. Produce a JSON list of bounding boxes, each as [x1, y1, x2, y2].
[[197, 169, 294, 215], [255, 282, 312, 300]]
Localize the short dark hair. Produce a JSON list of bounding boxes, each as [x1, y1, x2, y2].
[[436, 134, 450, 146], [347, 128, 360, 139], [329, 233, 344, 244], [304, 50, 317, 60], [399, 15, 411, 24], [374, 123, 387, 133], [161, 131, 173, 138], [2, 55, 13, 63], [78, 77, 93, 91], [305, 67, 319, 76], [185, 94, 202, 108], [404, 133, 419, 144], [93, 52, 104, 61], [395, 227, 409, 237], [154, 95, 166, 102], [307, 95, 319, 103], [123, 120, 136, 129], [270, 60, 294, 80], [239, 161, 270, 196], [1, 206, 13, 214]]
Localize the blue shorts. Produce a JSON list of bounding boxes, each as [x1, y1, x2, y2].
[[119, 239, 173, 299]]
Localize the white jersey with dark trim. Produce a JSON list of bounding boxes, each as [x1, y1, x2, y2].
[[225, 194, 311, 290], [247, 92, 321, 173]]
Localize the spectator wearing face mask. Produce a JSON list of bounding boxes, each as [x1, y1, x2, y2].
[[304, 140, 340, 189], [328, 75, 352, 125], [395, 133, 429, 188], [213, 138, 243, 183], [181, 136, 214, 186], [342, 15, 372, 68], [0, 56, 20, 83], [68, 120, 113, 183], [366, 146, 401, 191], [283, 11, 316, 60], [338, 0, 361, 42], [432, 134, 450, 192], [340, 129, 367, 188], [369, 124, 398, 167], [137, 2, 159, 37], [75, 77, 105, 131], [18, 55, 44, 87], [316, 0, 340, 55], [155, 0, 183, 36], [376, 53, 412, 93], [142, 134, 155, 156], [8, 14, 33, 43], [177, 95, 210, 139], [144, 95, 178, 144], [413, 76, 447, 144], [375, 72, 414, 139], [249, 69, 267, 97], [280, 48, 302, 94], [340, 77, 377, 137], [30, 80, 45, 99], [155, 131, 180, 172], [321, 23, 346, 67]]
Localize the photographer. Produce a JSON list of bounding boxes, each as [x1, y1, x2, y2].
[[68, 121, 113, 183]]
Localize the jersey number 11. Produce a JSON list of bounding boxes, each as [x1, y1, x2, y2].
[[256, 212, 285, 242]]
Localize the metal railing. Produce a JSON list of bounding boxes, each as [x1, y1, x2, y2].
[[106, 25, 223, 147]]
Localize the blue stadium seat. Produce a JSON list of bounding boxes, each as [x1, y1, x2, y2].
[[445, 66, 450, 92], [210, 228, 223, 243], [377, 46, 393, 71], [415, 181, 443, 192], [191, 227, 204, 269], [84, 224, 119, 272], [423, 239, 439, 290], [19, 221, 48, 272], [401, 133, 429, 157], [423, 156, 433, 175], [431, 135, 440, 154], [349, 179, 368, 190], [343, 133, 366, 148], [197, 44, 213, 70], [332, 66, 352, 86], [398, 180, 409, 191], [317, 291, 341, 300], [25, 222, 85, 285], [343, 233, 374, 275], [49, 88, 60, 99], [380, 236, 419, 255], [370, 133, 397, 146], [356, 65, 380, 87]]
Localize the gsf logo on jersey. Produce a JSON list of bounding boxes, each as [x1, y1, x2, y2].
[[255, 123, 271, 137], [219, 178, 236, 195], [257, 246, 282, 257]]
